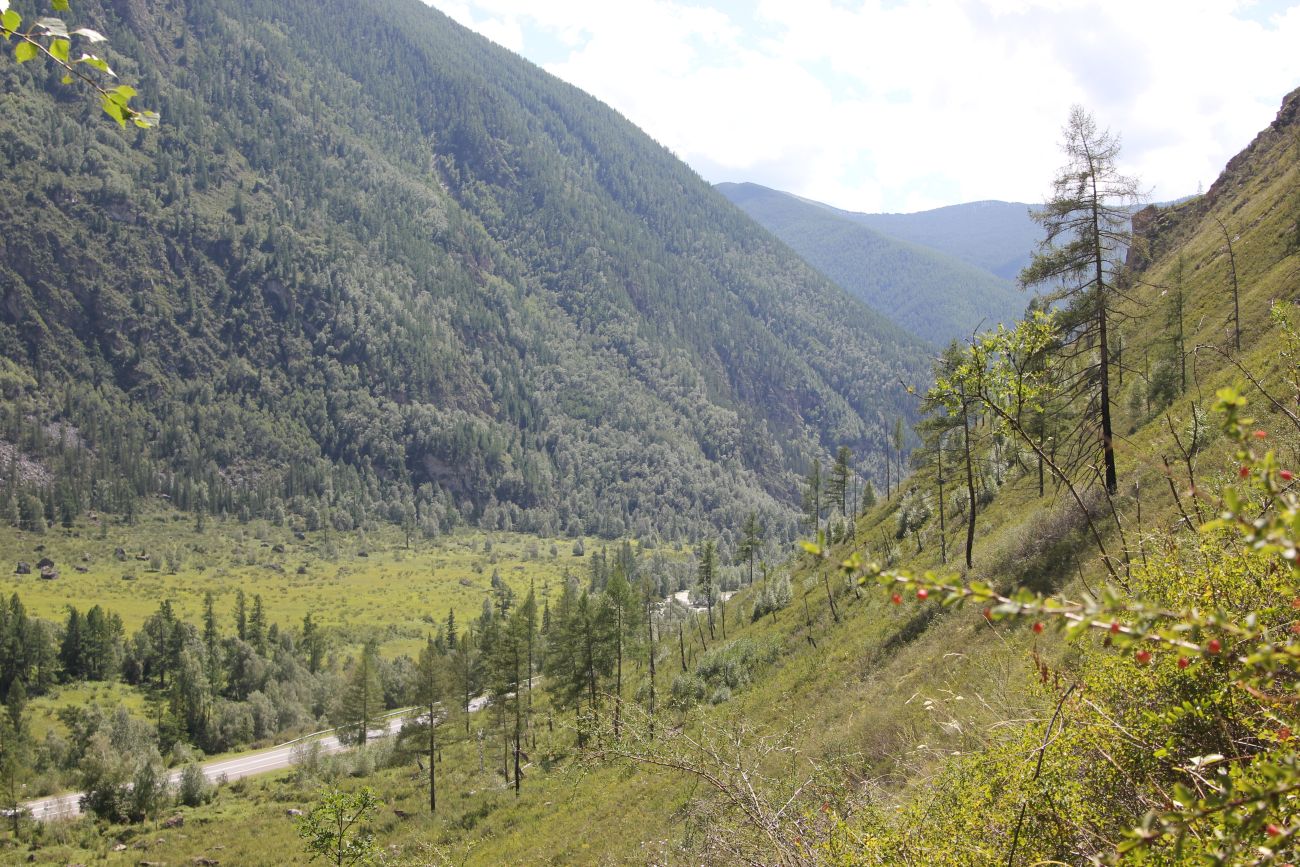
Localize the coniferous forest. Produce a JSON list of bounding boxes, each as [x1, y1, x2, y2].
[[3, 0, 1300, 864]]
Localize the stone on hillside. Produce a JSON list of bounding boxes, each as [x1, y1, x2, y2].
[[14, 562, 29, 575], [114, 547, 127, 561]]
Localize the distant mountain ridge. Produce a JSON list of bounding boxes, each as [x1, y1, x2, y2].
[[834, 199, 1041, 281], [717, 182, 1033, 345]]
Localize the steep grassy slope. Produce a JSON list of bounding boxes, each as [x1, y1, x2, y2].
[[0, 0, 928, 543], [432, 87, 1300, 862], [718, 182, 1028, 345]]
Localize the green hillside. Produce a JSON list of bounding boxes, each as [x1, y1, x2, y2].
[[6, 81, 1296, 864], [718, 181, 1029, 345], [3, 0, 1299, 864], [0, 0, 928, 545], [840, 198, 1043, 280]]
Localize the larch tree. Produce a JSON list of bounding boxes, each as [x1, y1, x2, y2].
[[603, 568, 639, 742], [697, 541, 717, 640], [802, 459, 823, 536], [737, 511, 763, 587], [414, 637, 445, 812], [1020, 105, 1141, 495], [340, 640, 382, 745], [827, 447, 851, 518]]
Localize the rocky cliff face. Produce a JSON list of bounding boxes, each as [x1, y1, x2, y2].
[[1130, 86, 1300, 269]]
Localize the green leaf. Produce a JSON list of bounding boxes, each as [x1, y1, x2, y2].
[[51, 0, 68, 10], [70, 26, 104, 42], [76, 53, 114, 76], [49, 36, 69, 63], [101, 95, 126, 127], [132, 109, 160, 128], [35, 16, 67, 37], [14, 39, 36, 62], [60, 73, 72, 84], [1, 8, 18, 35]]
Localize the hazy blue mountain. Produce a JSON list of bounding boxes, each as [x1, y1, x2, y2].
[[835, 199, 1042, 281], [717, 183, 1030, 345]]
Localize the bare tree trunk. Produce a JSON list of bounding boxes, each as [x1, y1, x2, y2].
[[614, 606, 623, 742], [821, 571, 839, 623], [1091, 177, 1118, 495], [428, 700, 437, 813], [1215, 216, 1241, 352], [937, 440, 947, 565], [647, 604, 656, 740], [962, 397, 976, 568], [678, 623, 687, 673]]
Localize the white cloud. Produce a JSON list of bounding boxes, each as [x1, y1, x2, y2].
[[425, 0, 1300, 212]]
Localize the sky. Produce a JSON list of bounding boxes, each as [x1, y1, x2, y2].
[[425, 0, 1300, 214]]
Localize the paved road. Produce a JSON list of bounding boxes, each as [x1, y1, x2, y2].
[[22, 713, 410, 822]]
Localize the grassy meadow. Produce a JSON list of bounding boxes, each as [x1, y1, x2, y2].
[[1, 516, 628, 658]]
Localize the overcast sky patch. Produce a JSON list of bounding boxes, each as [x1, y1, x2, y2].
[[429, 0, 1300, 213]]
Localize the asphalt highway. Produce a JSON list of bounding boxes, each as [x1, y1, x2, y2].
[[21, 713, 409, 822]]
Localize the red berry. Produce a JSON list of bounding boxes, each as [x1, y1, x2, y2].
[[1178, 656, 1189, 669], [916, 588, 928, 600], [1280, 727, 1293, 741], [1240, 465, 1251, 478], [1032, 622, 1044, 634], [1255, 430, 1268, 439], [1135, 649, 1152, 665], [891, 593, 902, 605], [1267, 824, 1282, 837], [1207, 638, 1222, 655], [1282, 470, 1294, 482], [1109, 621, 1121, 634]]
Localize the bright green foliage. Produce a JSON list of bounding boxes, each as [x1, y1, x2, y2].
[[823, 390, 1300, 862], [296, 786, 379, 866]]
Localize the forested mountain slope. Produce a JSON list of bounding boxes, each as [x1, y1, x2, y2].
[[841, 198, 1042, 280], [0, 0, 929, 542], [718, 181, 1028, 344]]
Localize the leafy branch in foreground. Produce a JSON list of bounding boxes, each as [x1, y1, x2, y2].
[[1, 0, 157, 127], [809, 386, 1300, 863], [296, 786, 380, 867]]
